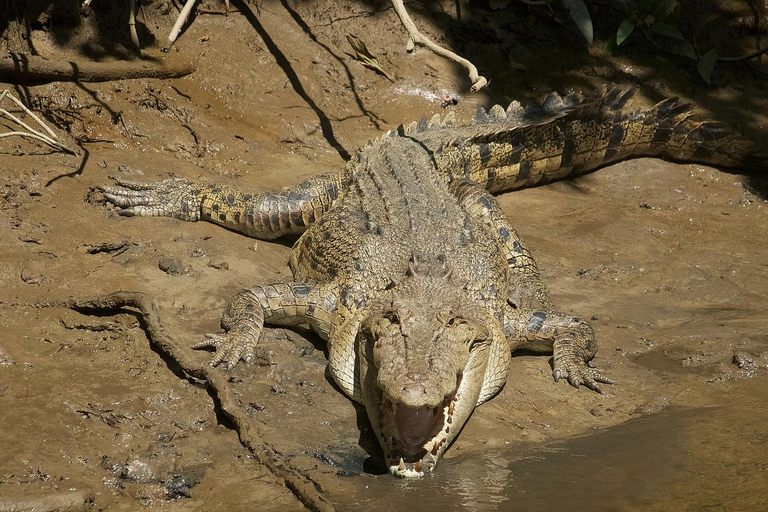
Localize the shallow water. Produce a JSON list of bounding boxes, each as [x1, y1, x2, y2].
[[343, 377, 768, 512]]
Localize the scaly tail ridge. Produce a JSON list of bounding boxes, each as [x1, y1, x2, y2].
[[413, 85, 762, 194]]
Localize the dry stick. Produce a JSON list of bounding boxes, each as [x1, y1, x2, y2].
[[45, 292, 336, 512], [390, 0, 488, 92], [0, 91, 76, 154], [2, 90, 58, 140], [168, 0, 199, 47]]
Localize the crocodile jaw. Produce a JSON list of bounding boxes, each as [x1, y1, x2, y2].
[[361, 349, 487, 478], [384, 388, 459, 478]]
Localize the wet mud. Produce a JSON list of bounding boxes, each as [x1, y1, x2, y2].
[[1, 0, 768, 510]]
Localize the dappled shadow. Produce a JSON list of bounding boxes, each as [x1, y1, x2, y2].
[[3, 0, 159, 62], [350, 0, 767, 197]]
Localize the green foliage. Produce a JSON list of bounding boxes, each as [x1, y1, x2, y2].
[[612, 0, 725, 84], [561, 0, 593, 45], [697, 48, 718, 84], [616, 19, 635, 46]]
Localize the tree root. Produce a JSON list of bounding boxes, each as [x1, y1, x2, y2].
[[42, 291, 336, 512], [390, 0, 488, 92], [0, 53, 196, 84], [0, 89, 77, 154]]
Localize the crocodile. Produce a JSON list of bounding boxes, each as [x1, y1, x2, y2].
[[99, 85, 761, 478]]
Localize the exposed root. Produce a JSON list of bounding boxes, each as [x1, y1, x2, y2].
[[129, 0, 141, 55], [168, 0, 199, 47], [0, 53, 195, 84], [0, 90, 76, 155], [390, 0, 488, 92], [42, 292, 336, 512]]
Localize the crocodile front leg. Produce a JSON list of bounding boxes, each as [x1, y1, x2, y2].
[[504, 308, 613, 392], [450, 179, 552, 311], [452, 179, 611, 391], [100, 173, 348, 239], [195, 283, 337, 368]]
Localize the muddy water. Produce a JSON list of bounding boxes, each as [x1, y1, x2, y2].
[[344, 377, 768, 511]]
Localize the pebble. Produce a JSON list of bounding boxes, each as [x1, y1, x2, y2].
[[158, 257, 183, 275]]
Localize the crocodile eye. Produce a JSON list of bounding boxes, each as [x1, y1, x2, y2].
[[436, 308, 456, 326], [384, 310, 400, 324]]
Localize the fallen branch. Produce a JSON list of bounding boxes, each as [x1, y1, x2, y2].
[[390, 0, 488, 92], [41, 292, 336, 512], [0, 53, 196, 84], [0, 90, 76, 155]]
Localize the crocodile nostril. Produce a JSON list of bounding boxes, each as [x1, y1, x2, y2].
[[405, 372, 423, 382]]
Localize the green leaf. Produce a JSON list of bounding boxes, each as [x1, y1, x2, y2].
[[697, 48, 718, 84], [562, 0, 593, 45], [649, 21, 685, 40], [616, 19, 636, 46], [670, 40, 697, 60]]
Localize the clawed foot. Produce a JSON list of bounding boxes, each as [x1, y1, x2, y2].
[[553, 343, 614, 393], [99, 176, 204, 221], [192, 329, 259, 370]]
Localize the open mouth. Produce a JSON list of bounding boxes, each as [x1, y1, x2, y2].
[[381, 375, 462, 478]]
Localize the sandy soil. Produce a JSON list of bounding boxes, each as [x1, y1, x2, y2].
[[1, 1, 768, 510]]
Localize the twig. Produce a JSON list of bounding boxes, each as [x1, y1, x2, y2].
[[390, 0, 488, 92], [717, 40, 768, 62], [41, 292, 337, 512], [2, 90, 58, 139], [168, 0, 198, 47], [0, 90, 76, 154]]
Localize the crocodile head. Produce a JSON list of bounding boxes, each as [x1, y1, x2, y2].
[[357, 267, 501, 477]]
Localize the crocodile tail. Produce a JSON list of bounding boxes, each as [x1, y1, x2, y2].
[[428, 85, 762, 194], [615, 93, 760, 170]]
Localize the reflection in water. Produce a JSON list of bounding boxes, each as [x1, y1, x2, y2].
[[342, 378, 768, 511]]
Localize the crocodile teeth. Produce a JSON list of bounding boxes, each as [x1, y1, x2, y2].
[[448, 401, 454, 416], [415, 460, 424, 473], [398, 458, 406, 471], [428, 113, 442, 129], [431, 443, 439, 456]]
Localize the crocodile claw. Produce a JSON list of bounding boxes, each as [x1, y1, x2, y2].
[[193, 330, 258, 369], [99, 176, 204, 221], [552, 346, 614, 394]]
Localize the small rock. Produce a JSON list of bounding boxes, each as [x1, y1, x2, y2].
[[158, 257, 183, 276], [20, 269, 44, 285], [733, 351, 755, 370], [271, 384, 285, 394], [207, 259, 229, 270], [589, 408, 603, 417], [165, 475, 192, 499], [191, 247, 207, 258]]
